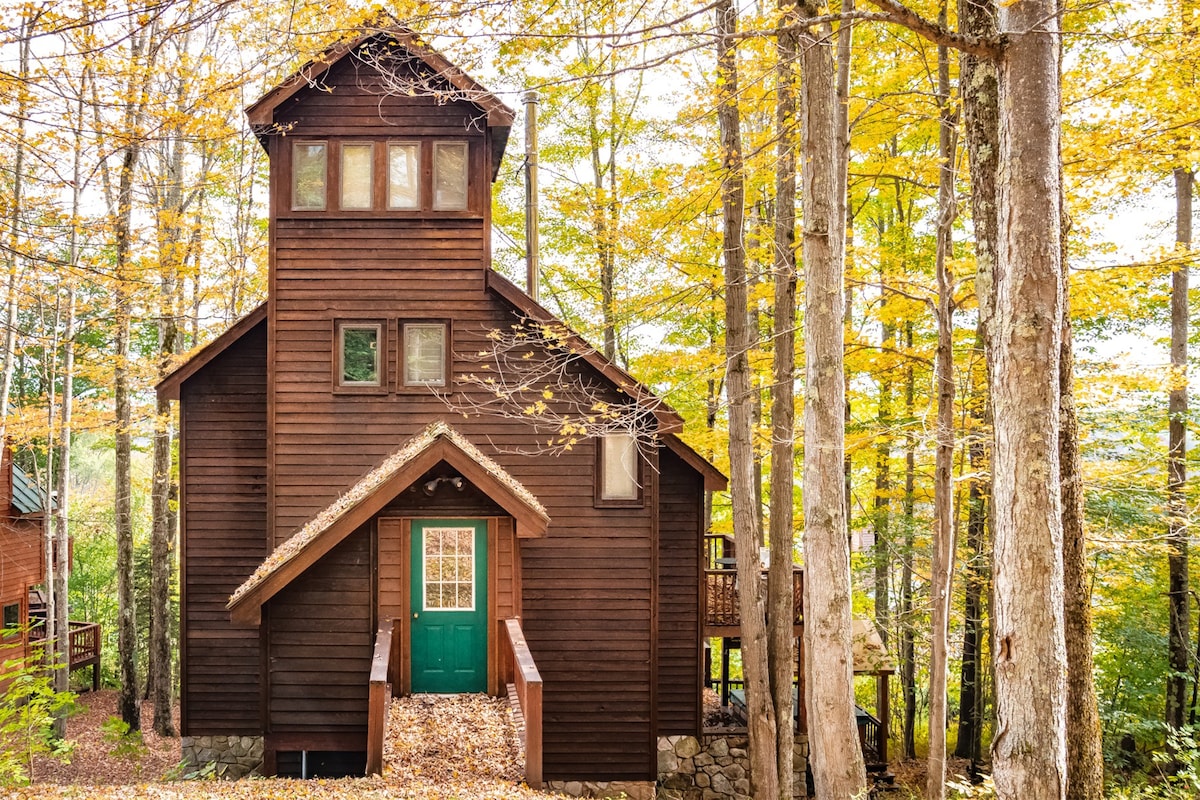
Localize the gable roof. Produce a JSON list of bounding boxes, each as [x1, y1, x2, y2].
[[156, 304, 267, 401], [663, 435, 727, 492], [227, 420, 549, 625], [486, 269, 685, 435], [245, 24, 515, 179]]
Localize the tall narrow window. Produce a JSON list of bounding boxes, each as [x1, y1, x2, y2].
[[293, 142, 327, 210], [403, 323, 447, 387], [340, 143, 374, 209], [388, 143, 420, 209], [600, 433, 640, 501], [339, 324, 381, 386], [433, 142, 468, 210]]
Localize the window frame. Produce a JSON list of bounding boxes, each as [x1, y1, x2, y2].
[[432, 141, 470, 211], [334, 320, 388, 393], [2, 602, 18, 630], [399, 320, 451, 390], [291, 140, 329, 211], [387, 141, 423, 210], [595, 432, 644, 507], [339, 141, 376, 210]]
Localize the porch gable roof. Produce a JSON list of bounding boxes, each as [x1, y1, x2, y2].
[[227, 420, 549, 625]]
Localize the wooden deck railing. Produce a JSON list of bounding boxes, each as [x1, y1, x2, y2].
[[29, 620, 102, 691], [366, 620, 394, 776], [703, 568, 804, 631], [503, 618, 542, 788]]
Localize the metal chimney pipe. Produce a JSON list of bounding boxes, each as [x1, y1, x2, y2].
[[522, 89, 540, 302]]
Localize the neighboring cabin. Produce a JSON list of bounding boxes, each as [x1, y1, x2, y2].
[[0, 447, 47, 676], [157, 25, 725, 788]]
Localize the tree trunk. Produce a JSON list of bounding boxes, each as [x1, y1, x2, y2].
[[717, 3, 779, 796], [990, 2, 1067, 797], [768, 5, 800, 796], [1166, 166, 1192, 736], [900, 320, 917, 761], [927, 20, 958, 797], [799, 4, 867, 798], [954, 330, 987, 767]]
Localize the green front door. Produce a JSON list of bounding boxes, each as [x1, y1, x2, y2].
[[410, 519, 488, 693]]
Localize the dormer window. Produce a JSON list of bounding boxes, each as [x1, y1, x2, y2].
[[433, 142, 468, 210], [388, 143, 421, 209], [340, 143, 374, 209], [292, 142, 327, 210]]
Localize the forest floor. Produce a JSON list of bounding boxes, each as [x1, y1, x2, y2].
[[7, 690, 558, 800]]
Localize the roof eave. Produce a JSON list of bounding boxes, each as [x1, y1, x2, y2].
[[156, 304, 267, 401]]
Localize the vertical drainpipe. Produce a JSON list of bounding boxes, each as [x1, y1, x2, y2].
[[523, 89, 540, 302]]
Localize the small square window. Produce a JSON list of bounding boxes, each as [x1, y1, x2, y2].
[[292, 142, 327, 210], [599, 433, 641, 502], [388, 143, 420, 209], [339, 324, 382, 386], [2, 603, 18, 630], [403, 323, 447, 387], [340, 143, 374, 209], [433, 142, 468, 210]]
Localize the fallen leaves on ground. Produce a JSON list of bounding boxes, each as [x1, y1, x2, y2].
[[6, 691, 559, 800]]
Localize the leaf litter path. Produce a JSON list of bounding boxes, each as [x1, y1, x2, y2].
[[384, 693, 525, 785], [6, 692, 558, 800]]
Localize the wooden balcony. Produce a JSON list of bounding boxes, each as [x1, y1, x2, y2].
[[703, 567, 803, 637], [29, 620, 102, 691]]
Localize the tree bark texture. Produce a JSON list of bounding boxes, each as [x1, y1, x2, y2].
[[927, 26, 958, 798], [1166, 166, 1192, 733], [991, 2, 1067, 797], [717, 4, 780, 796], [768, 5, 800, 796], [799, 5, 867, 798]]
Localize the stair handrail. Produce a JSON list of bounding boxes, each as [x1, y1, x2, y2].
[[503, 617, 542, 787], [366, 619, 394, 776]]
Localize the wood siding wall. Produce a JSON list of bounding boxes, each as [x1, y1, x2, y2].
[[179, 321, 268, 735], [268, 525, 372, 734], [656, 447, 703, 735]]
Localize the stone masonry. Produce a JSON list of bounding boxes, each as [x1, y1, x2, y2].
[[179, 735, 264, 779], [657, 733, 809, 800], [543, 779, 656, 800]]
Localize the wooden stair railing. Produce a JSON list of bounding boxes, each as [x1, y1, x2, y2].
[[28, 620, 102, 691], [503, 617, 542, 788], [366, 619, 394, 776]]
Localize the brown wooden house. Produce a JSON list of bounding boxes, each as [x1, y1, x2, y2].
[[157, 25, 725, 785], [0, 446, 101, 692]]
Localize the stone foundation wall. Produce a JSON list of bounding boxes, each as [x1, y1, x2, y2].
[[657, 733, 809, 800], [543, 779, 655, 800], [179, 734, 264, 779]]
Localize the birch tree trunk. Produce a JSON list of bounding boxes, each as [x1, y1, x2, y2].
[[927, 21, 958, 797], [991, 1, 1067, 796], [768, 4, 799, 796], [799, 4, 867, 797], [717, 3, 779, 796]]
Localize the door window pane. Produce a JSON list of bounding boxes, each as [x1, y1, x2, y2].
[[340, 324, 380, 385], [341, 143, 374, 209], [404, 323, 446, 386], [423, 526, 474, 610], [388, 143, 420, 209], [293, 142, 327, 210], [602, 433, 639, 500], [433, 142, 468, 210]]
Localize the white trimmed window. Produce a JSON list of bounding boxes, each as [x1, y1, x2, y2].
[[403, 323, 447, 387], [338, 323, 381, 386], [433, 142, 468, 210], [423, 527, 475, 610], [292, 142, 327, 210], [600, 433, 640, 501], [340, 143, 374, 209], [388, 142, 421, 209]]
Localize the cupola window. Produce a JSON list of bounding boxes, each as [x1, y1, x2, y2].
[[433, 142, 468, 210], [292, 142, 327, 210], [388, 143, 421, 209], [340, 143, 374, 209]]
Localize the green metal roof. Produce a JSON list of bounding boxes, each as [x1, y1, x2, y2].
[[11, 463, 43, 514]]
